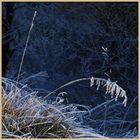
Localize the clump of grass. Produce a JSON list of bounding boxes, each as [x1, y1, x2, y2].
[[2, 77, 105, 138]]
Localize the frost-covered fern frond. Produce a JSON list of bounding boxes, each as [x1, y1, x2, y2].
[[90, 77, 127, 107], [45, 76, 127, 107]]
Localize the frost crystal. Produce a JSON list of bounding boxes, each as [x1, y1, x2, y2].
[[90, 77, 127, 107]]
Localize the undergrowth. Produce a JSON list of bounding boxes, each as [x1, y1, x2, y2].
[[2, 77, 105, 138], [2, 74, 135, 138]]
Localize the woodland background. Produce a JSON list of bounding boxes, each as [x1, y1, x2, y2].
[[2, 2, 138, 137]]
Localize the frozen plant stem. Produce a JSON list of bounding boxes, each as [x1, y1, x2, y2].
[[16, 11, 37, 85], [45, 78, 91, 99], [45, 77, 127, 107]]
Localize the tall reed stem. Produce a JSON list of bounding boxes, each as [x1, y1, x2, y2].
[[16, 11, 37, 86]]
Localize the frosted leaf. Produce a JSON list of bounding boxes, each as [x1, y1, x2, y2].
[[95, 80, 98, 89], [110, 84, 116, 97], [97, 80, 100, 91], [90, 77, 94, 87]]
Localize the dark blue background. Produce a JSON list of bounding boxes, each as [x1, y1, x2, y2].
[[2, 2, 138, 137]]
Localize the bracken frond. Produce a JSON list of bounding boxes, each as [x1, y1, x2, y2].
[[90, 77, 127, 107]]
